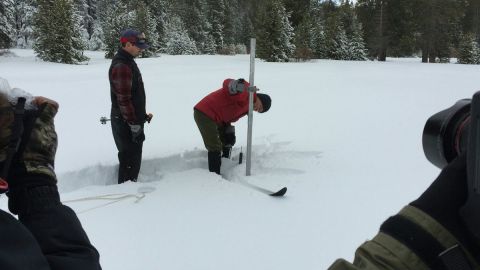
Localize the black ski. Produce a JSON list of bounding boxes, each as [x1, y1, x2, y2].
[[270, 187, 288, 197], [223, 149, 287, 197], [234, 179, 287, 197]]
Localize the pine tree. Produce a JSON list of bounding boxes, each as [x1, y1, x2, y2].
[[101, 3, 132, 58], [182, 0, 212, 54], [355, 0, 388, 60], [347, 15, 368, 60], [88, 24, 104, 50], [207, 0, 225, 52], [95, 0, 111, 21], [332, 27, 350, 60], [238, 11, 254, 51], [324, 14, 349, 60], [12, 0, 36, 48], [310, 1, 328, 59], [338, 0, 356, 37], [463, 0, 480, 43], [224, 0, 255, 52], [132, 2, 159, 57], [256, 0, 295, 62], [163, 15, 198, 55], [203, 34, 217, 54], [293, 15, 314, 61], [283, 0, 311, 28], [458, 33, 480, 64], [72, 0, 90, 51], [144, 0, 170, 54], [311, 23, 328, 59], [382, 0, 417, 57], [415, 0, 464, 63], [0, 0, 15, 49], [73, 0, 96, 39], [33, 0, 88, 64], [223, 0, 240, 47]]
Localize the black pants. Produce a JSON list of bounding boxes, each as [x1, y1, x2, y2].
[[0, 205, 101, 270], [111, 115, 143, 184]]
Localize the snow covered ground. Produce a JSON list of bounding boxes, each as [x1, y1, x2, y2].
[[0, 49, 479, 269]]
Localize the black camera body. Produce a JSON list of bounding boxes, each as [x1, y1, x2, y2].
[[423, 92, 480, 240]]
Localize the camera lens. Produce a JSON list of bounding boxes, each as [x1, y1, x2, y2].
[[422, 99, 471, 168]]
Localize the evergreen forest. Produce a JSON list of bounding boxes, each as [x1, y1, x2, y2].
[[1, 0, 479, 64]]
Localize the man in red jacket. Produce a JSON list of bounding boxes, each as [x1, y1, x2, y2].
[[194, 78, 271, 174]]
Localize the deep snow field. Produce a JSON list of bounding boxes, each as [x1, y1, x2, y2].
[[1, 49, 479, 269]]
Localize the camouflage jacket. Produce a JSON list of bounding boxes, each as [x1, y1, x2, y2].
[[328, 206, 479, 270]]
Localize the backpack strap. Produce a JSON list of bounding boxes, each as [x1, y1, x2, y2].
[[381, 214, 473, 270]]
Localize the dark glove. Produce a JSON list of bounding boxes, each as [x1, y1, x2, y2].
[[228, 79, 246, 95], [223, 125, 235, 147], [145, 113, 153, 124], [129, 124, 145, 143], [410, 154, 480, 259]]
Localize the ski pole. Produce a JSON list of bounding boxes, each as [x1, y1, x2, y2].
[[100, 116, 110, 125]]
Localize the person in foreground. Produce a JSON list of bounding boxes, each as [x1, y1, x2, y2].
[[329, 92, 480, 269], [0, 78, 102, 270], [328, 156, 480, 269], [194, 78, 271, 174]]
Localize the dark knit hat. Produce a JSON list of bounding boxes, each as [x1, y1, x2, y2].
[[257, 93, 271, 113]]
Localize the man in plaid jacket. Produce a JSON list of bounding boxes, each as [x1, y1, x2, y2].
[[109, 29, 152, 184]]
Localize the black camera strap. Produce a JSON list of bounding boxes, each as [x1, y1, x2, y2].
[[0, 97, 26, 194], [381, 215, 473, 270]]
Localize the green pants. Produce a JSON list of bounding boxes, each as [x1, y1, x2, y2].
[[194, 109, 228, 152]]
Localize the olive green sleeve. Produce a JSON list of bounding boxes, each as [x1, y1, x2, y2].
[[328, 232, 428, 270], [327, 205, 479, 270]]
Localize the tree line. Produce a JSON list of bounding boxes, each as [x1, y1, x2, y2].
[[0, 0, 479, 65], [356, 0, 480, 64]]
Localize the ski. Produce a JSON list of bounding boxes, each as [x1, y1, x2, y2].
[[236, 179, 287, 197], [223, 149, 287, 197]]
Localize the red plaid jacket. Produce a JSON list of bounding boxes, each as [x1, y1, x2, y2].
[[109, 49, 146, 124], [110, 63, 136, 123]]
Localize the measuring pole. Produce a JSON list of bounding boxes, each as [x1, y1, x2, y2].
[[246, 38, 256, 176]]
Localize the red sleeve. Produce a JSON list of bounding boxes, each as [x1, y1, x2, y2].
[[222, 80, 253, 102], [111, 63, 137, 123]]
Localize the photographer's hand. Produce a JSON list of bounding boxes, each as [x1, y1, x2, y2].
[[409, 154, 480, 261], [33, 96, 58, 110], [0, 92, 101, 270], [0, 95, 58, 192], [7, 96, 59, 196], [329, 156, 480, 270], [410, 155, 468, 237]]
